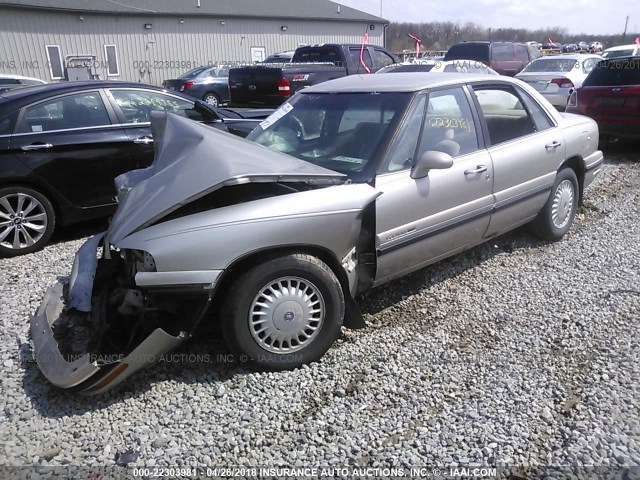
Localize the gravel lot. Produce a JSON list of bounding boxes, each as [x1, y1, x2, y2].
[[1, 144, 638, 476]]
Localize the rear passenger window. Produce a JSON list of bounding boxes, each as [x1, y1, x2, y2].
[[518, 89, 554, 132], [419, 87, 478, 157], [22, 91, 110, 132], [348, 48, 373, 71], [111, 90, 194, 123], [372, 49, 396, 70], [492, 44, 515, 61], [472, 86, 536, 144], [515, 45, 530, 62]]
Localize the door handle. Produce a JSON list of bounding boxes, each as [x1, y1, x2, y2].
[[133, 136, 154, 144], [464, 165, 488, 175], [545, 141, 562, 149], [21, 143, 53, 151]]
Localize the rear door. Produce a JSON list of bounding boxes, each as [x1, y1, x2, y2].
[[106, 88, 201, 168], [9, 90, 133, 208], [375, 87, 494, 284], [469, 83, 564, 237]]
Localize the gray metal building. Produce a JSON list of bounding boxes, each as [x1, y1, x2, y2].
[[0, 0, 386, 85]]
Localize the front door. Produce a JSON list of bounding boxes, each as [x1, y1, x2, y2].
[[9, 90, 134, 209], [375, 87, 494, 284]]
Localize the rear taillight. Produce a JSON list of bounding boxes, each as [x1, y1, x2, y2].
[[278, 77, 291, 96], [551, 77, 574, 88], [180, 81, 195, 92], [567, 90, 578, 108]]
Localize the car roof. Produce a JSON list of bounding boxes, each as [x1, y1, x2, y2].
[[531, 54, 602, 60], [0, 73, 46, 82], [0, 80, 164, 107], [304, 72, 515, 93], [602, 44, 639, 51]]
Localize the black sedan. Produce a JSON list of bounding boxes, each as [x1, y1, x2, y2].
[[0, 81, 269, 256]]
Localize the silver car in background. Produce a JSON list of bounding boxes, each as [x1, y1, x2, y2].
[[516, 54, 602, 110], [31, 73, 604, 393]]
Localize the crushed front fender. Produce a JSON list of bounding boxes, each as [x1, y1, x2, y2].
[[31, 282, 189, 394]]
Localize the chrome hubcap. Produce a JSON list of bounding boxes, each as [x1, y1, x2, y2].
[[551, 180, 574, 229], [205, 95, 218, 106], [0, 193, 48, 250], [249, 276, 325, 354]]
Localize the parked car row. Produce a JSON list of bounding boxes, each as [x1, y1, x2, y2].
[[30, 73, 604, 392], [515, 54, 602, 110]]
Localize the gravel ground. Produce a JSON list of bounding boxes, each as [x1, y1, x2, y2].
[[1, 145, 639, 477]]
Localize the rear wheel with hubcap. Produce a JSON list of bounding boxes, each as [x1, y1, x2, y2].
[[203, 92, 220, 107], [222, 254, 345, 370], [531, 168, 579, 241], [0, 186, 55, 257]]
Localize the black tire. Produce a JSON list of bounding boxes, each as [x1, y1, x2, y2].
[[530, 168, 579, 241], [0, 186, 55, 257], [202, 92, 219, 107], [222, 253, 345, 370]]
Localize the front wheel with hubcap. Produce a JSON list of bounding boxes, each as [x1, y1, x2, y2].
[[0, 186, 55, 257], [530, 168, 579, 241], [222, 254, 345, 370]]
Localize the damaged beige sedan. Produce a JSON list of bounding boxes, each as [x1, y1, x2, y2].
[[31, 74, 603, 393]]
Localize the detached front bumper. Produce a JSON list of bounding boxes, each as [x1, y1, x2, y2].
[[30, 235, 213, 394], [31, 283, 188, 394]]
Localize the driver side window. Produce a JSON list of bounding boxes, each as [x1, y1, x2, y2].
[[110, 89, 194, 124], [383, 96, 425, 173]]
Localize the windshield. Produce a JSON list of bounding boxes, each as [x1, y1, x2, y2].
[[246, 92, 413, 180]]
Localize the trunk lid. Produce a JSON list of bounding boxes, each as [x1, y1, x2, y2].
[[516, 72, 573, 93], [107, 112, 346, 244], [162, 79, 184, 91]]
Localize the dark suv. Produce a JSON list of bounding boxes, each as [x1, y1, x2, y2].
[[444, 41, 540, 76], [566, 56, 640, 141]]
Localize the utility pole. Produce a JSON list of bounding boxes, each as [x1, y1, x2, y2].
[[622, 15, 629, 42]]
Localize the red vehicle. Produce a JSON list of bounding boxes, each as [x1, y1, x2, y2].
[[566, 56, 640, 141]]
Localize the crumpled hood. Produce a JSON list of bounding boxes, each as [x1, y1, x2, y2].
[[107, 112, 346, 244]]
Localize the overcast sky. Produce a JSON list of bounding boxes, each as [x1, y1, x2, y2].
[[336, 0, 638, 35]]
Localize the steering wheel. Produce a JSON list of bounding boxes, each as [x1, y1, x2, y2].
[[284, 114, 305, 139]]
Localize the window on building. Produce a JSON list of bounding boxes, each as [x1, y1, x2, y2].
[[45, 45, 64, 80], [104, 45, 120, 77]]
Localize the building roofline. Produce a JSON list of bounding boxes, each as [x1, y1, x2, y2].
[[0, 1, 389, 23]]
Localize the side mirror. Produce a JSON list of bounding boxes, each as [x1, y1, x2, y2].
[[193, 100, 221, 122], [410, 150, 453, 179]]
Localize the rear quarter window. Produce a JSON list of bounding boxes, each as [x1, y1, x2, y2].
[[492, 44, 515, 61], [445, 43, 489, 62]]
